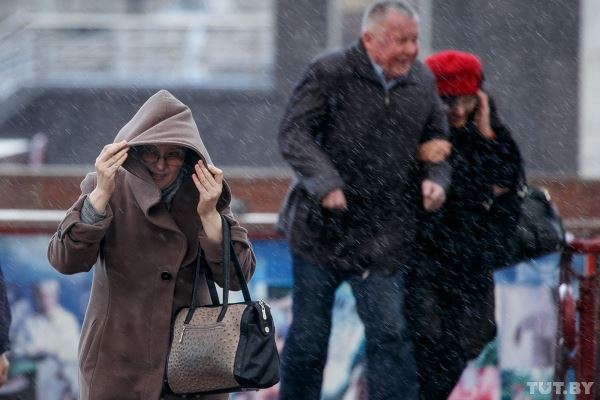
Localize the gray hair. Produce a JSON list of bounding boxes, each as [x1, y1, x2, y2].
[[360, 1, 419, 33]]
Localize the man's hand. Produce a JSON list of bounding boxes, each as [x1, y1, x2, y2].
[[418, 139, 452, 163], [422, 180, 446, 211], [0, 352, 9, 387], [321, 188, 347, 210]]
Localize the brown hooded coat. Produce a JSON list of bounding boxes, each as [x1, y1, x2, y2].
[[48, 90, 256, 400]]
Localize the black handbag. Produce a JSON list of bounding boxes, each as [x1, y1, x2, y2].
[[505, 181, 566, 265], [165, 216, 280, 395]]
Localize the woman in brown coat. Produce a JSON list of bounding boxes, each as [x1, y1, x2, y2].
[[48, 90, 256, 400]]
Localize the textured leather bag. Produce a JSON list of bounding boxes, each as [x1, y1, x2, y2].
[[165, 216, 280, 395]]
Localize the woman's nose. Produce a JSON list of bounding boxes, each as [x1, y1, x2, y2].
[[453, 105, 467, 116], [154, 157, 167, 170]]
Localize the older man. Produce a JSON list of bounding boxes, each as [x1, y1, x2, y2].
[[277, 1, 451, 399]]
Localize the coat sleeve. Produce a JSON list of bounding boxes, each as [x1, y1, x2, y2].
[[421, 82, 452, 189], [421, 85, 451, 143], [198, 207, 256, 291], [483, 98, 524, 189], [0, 266, 10, 353], [486, 127, 523, 189], [278, 61, 345, 201], [47, 173, 114, 275]]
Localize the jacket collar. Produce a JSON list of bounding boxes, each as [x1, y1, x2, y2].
[[124, 169, 181, 233]]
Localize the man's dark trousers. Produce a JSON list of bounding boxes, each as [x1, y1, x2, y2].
[[279, 255, 419, 400]]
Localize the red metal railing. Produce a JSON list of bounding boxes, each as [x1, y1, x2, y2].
[[554, 237, 600, 400]]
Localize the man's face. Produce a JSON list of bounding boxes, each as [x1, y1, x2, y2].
[[362, 10, 419, 79]]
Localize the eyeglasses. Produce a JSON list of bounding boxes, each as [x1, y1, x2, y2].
[[441, 95, 478, 111], [137, 146, 186, 166]]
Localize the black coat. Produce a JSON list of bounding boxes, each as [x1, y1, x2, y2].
[[407, 97, 523, 400], [417, 97, 523, 287], [278, 41, 451, 272]]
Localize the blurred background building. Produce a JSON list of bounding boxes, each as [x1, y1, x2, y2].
[[0, 0, 597, 233], [0, 2, 597, 398]]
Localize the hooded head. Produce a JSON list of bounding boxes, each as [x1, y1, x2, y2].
[[115, 90, 231, 208]]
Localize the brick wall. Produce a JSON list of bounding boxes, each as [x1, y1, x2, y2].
[[0, 170, 289, 213], [0, 169, 599, 237]]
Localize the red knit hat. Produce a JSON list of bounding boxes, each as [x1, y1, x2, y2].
[[425, 50, 483, 97]]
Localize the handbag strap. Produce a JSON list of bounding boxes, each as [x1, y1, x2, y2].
[[201, 256, 220, 305], [213, 216, 252, 303], [219, 217, 232, 321], [184, 215, 252, 324]]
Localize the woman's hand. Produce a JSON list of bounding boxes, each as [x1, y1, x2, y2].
[[474, 90, 496, 140], [89, 141, 129, 213], [418, 139, 452, 163], [192, 161, 224, 241]]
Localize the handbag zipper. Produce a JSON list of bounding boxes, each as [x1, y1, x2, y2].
[[178, 324, 187, 343], [178, 303, 271, 344], [178, 322, 225, 343], [259, 300, 268, 320], [256, 300, 271, 334]]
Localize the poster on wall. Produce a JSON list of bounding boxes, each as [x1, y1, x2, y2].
[[0, 235, 367, 400], [0, 234, 564, 400], [447, 254, 561, 400], [0, 234, 86, 400]]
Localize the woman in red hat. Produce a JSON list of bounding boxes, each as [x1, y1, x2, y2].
[[406, 50, 524, 399]]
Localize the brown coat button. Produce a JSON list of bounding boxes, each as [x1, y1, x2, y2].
[[161, 271, 172, 281]]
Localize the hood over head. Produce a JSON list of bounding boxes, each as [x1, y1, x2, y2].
[[115, 90, 231, 209]]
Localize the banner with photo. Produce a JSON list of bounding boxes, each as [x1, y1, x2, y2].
[[0, 234, 566, 400], [496, 255, 560, 400], [448, 254, 562, 400], [0, 234, 368, 400]]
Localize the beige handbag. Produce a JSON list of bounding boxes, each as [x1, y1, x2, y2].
[[165, 216, 280, 395]]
